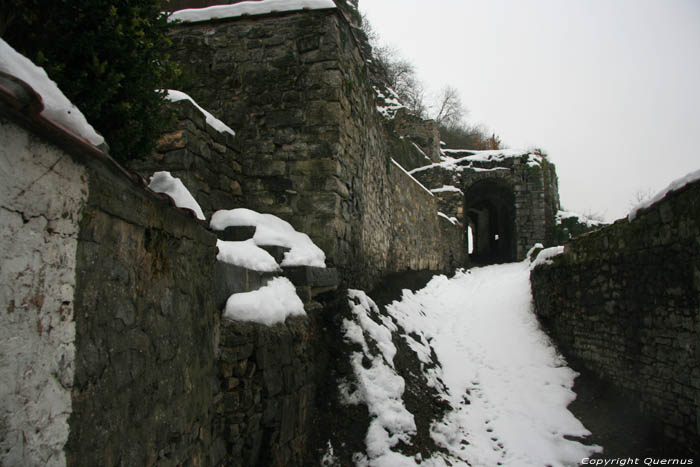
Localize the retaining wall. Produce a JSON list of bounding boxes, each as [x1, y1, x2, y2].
[[1, 78, 332, 466], [530, 179, 700, 453]]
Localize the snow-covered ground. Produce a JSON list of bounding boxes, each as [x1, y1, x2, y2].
[[342, 258, 600, 466]]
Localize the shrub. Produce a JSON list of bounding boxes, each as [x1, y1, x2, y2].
[[1, 0, 181, 162]]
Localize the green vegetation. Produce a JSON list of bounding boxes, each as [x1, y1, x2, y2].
[[1, 0, 181, 162]]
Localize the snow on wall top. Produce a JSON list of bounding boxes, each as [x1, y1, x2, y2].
[[556, 210, 604, 227], [224, 277, 305, 326], [0, 38, 104, 146], [409, 149, 541, 175], [148, 171, 206, 220], [164, 89, 235, 136], [628, 168, 700, 221], [390, 158, 434, 197], [169, 0, 336, 23]]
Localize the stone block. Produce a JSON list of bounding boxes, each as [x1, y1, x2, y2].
[[259, 245, 291, 264], [217, 226, 256, 242], [214, 261, 273, 309], [282, 266, 339, 288]]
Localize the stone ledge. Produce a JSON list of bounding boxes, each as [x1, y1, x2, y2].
[[214, 261, 277, 309], [282, 266, 339, 288], [216, 226, 257, 242]]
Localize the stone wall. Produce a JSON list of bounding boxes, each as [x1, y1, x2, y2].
[[167, 8, 466, 289], [67, 154, 221, 466], [216, 314, 321, 467], [389, 109, 441, 169], [386, 161, 464, 272], [0, 118, 87, 467], [530, 180, 700, 453], [129, 99, 244, 220]]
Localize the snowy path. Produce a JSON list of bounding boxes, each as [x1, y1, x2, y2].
[[346, 260, 601, 466]]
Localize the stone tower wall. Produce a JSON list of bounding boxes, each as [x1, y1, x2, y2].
[[167, 8, 465, 289]]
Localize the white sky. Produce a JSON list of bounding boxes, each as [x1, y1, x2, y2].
[[360, 0, 700, 221]]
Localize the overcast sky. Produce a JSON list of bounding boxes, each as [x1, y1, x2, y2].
[[360, 0, 700, 222]]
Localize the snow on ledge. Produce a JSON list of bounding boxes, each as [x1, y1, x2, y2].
[[530, 245, 565, 270], [224, 277, 305, 326], [556, 210, 604, 227], [169, 0, 336, 23], [164, 89, 235, 136], [411, 142, 431, 161], [211, 208, 326, 267], [391, 158, 434, 197], [628, 168, 700, 221], [431, 185, 464, 195], [149, 171, 206, 220], [216, 238, 280, 272], [438, 212, 458, 225], [0, 38, 104, 146]]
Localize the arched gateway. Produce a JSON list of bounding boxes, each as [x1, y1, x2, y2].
[[465, 179, 516, 264], [408, 148, 560, 266]]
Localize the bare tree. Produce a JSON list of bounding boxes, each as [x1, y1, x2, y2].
[[628, 188, 654, 208], [432, 86, 465, 128], [361, 14, 427, 117]]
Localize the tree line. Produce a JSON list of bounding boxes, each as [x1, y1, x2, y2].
[[362, 14, 502, 150]]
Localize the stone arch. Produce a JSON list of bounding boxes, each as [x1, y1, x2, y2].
[[464, 179, 516, 264]]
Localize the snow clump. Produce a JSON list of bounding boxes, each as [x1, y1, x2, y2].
[[211, 208, 325, 268], [148, 171, 206, 221], [224, 277, 305, 326]]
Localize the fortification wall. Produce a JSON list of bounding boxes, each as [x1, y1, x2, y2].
[[167, 8, 465, 289], [530, 180, 700, 453]]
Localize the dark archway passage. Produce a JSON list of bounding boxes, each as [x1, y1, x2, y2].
[[464, 180, 516, 264]]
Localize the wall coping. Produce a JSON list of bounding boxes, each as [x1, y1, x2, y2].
[[0, 71, 210, 226]]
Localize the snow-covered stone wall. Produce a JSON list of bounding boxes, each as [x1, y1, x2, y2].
[[166, 7, 465, 289], [531, 178, 700, 454], [0, 119, 87, 467]]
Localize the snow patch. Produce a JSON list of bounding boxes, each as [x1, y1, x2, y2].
[[438, 212, 459, 225], [224, 277, 305, 325], [628, 168, 700, 221], [216, 238, 280, 272], [391, 158, 434, 197], [342, 290, 418, 465], [374, 85, 406, 120], [149, 171, 206, 220], [530, 245, 565, 270], [431, 185, 463, 195], [169, 0, 336, 23], [556, 210, 604, 227], [410, 149, 540, 175], [211, 208, 325, 267], [411, 142, 431, 161], [0, 38, 104, 146], [164, 89, 235, 136]]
